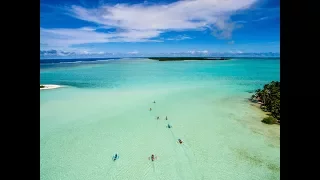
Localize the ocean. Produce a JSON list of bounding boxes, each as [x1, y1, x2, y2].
[[40, 57, 280, 180]]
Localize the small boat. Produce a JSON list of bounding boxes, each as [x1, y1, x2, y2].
[[112, 153, 119, 161]]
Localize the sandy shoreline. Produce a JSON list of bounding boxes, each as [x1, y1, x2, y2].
[[40, 84, 62, 90]]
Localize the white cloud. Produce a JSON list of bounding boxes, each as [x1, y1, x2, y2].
[[40, 49, 125, 57], [41, 0, 257, 49], [253, 16, 269, 22], [40, 27, 162, 48], [187, 50, 209, 54], [127, 50, 139, 54], [79, 50, 90, 55], [229, 50, 243, 53], [166, 35, 192, 41], [69, 0, 256, 31], [198, 50, 209, 54], [40, 49, 279, 57], [228, 40, 235, 44]]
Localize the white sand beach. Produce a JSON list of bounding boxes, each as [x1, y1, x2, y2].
[[40, 84, 62, 90]]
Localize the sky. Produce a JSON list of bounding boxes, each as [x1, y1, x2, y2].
[[40, 0, 280, 58]]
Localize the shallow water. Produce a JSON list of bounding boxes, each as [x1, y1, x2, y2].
[[40, 58, 280, 180]]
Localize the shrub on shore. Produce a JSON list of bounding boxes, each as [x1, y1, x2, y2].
[[262, 116, 278, 124], [40, 85, 45, 88]]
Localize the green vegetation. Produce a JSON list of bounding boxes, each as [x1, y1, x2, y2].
[[40, 85, 45, 88], [262, 116, 278, 124], [251, 81, 280, 124], [148, 57, 231, 61]]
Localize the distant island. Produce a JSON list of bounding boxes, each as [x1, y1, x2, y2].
[[251, 81, 280, 125], [148, 57, 231, 61], [40, 84, 62, 90]]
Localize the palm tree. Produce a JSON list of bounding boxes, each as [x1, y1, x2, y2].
[[261, 89, 267, 104], [255, 88, 261, 94], [251, 94, 256, 100], [254, 81, 280, 119]]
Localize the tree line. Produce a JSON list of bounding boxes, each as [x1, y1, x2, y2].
[[251, 81, 280, 124]]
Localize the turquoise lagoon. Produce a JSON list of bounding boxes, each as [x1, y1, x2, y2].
[[40, 58, 280, 180]]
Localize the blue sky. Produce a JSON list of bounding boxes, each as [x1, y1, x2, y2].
[[40, 0, 279, 57]]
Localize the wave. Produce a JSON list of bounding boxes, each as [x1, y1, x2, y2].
[[95, 60, 110, 62], [59, 61, 83, 64], [40, 58, 120, 64]]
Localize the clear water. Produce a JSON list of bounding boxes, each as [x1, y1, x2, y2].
[[40, 58, 280, 180]]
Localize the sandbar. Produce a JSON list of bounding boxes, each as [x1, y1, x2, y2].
[[40, 84, 62, 90]]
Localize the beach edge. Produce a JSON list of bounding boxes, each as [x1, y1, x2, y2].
[[40, 84, 62, 90]]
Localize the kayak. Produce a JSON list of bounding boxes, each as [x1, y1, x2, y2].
[[112, 153, 119, 161]]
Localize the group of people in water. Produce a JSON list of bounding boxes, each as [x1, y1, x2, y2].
[[113, 100, 183, 162], [155, 115, 168, 120], [148, 100, 183, 161], [150, 101, 168, 121]]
